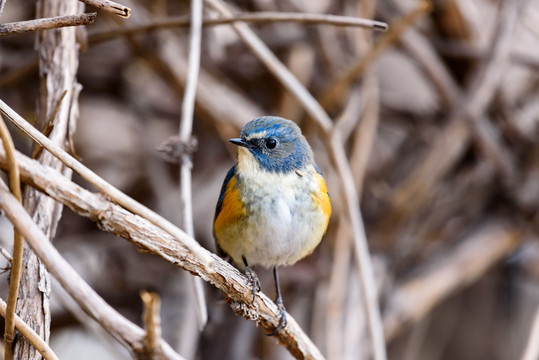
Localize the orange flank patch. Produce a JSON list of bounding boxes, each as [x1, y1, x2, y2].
[[312, 173, 331, 231], [214, 176, 245, 235]]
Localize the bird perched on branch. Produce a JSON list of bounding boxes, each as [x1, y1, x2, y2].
[[213, 116, 331, 334]]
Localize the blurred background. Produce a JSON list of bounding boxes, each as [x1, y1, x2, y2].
[[0, 0, 538, 359]]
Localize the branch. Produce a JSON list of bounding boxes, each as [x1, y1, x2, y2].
[[0, 113, 324, 359], [77, 0, 130, 18], [0, 13, 96, 36], [0, 298, 59, 360], [175, 0, 207, 330], [0, 115, 23, 360], [89, 12, 386, 45]]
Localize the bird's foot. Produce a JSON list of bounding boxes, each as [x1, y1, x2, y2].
[[245, 266, 260, 304], [267, 300, 287, 336]]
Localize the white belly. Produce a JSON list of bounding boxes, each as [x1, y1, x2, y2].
[[231, 168, 326, 268]]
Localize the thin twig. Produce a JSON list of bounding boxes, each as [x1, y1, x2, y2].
[[0, 297, 59, 360], [0, 13, 96, 36], [0, 115, 23, 360], [179, 0, 206, 328], [89, 12, 386, 45], [204, 1, 387, 359], [0, 248, 13, 262], [0, 99, 214, 269], [32, 90, 68, 160], [0, 148, 323, 360], [178, 0, 207, 330], [77, 0, 130, 18], [520, 307, 539, 360]]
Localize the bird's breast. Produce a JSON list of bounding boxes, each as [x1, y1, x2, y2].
[[222, 165, 329, 268]]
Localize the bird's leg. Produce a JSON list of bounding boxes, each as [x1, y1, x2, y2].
[[268, 266, 287, 336], [242, 256, 260, 303]]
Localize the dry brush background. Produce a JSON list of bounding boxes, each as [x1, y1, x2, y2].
[[0, 0, 538, 359]]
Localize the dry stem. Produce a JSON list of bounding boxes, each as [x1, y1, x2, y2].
[[89, 12, 386, 45], [0, 115, 23, 360], [178, 0, 207, 330]]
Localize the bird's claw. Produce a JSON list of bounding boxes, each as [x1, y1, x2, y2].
[[267, 302, 287, 336], [245, 266, 260, 304]]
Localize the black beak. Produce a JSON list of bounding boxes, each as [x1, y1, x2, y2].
[[229, 138, 251, 148]]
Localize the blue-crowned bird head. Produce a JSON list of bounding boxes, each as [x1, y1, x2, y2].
[[229, 116, 313, 173]]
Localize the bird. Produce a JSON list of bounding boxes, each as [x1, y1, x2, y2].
[[213, 116, 331, 334]]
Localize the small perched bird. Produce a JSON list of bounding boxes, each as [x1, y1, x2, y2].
[[213, 116, 331, 333]]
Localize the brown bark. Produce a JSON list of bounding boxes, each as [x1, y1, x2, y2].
[[13, 0, 81, 358]]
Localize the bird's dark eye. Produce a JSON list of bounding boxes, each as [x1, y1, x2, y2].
[[265, 138, 277, 149]]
